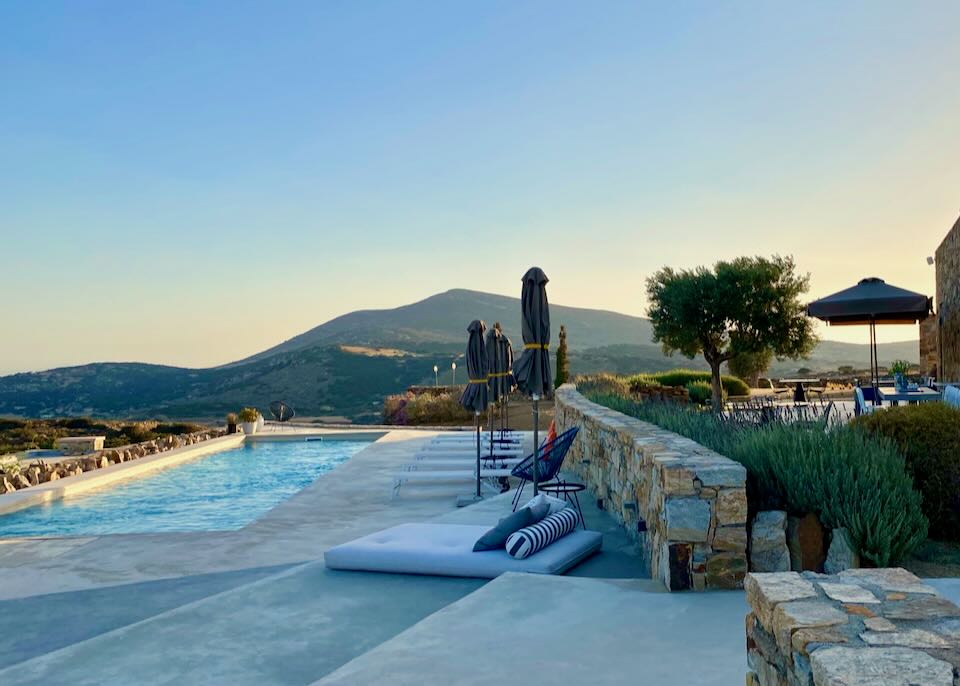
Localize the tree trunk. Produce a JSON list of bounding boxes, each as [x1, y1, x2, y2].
[[709, 360, 724, 412]]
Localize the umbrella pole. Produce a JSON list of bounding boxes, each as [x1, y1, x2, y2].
[[532, 393, 539, 496], [488, 405, 494, 457], [871, 319, 879, 405], [475, 411, 482, 499]]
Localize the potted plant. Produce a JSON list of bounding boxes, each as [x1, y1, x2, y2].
[[238, 407, 259, 435], [226, 413, 238, 435], [890, 360, 911, 392]]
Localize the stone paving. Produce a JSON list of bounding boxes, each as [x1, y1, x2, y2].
[[747, 569, 960, 685]]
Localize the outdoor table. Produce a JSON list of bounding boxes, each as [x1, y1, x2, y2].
[[537, 481, 586, 528], [876, 386, 942, 406]]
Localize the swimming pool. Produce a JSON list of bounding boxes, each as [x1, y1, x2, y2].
[[0, 439, 370, 537]]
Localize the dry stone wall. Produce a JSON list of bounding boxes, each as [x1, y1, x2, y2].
[[746, 569, 960, 685], [554, 384, 748, 591]]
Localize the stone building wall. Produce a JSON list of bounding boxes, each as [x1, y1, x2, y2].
[[745, 569, 960, 685], [920, 316, 939, 378], [936, 214, 960, 381], [554, 384, 748, 591]]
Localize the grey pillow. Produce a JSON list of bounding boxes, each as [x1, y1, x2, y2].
[[526, 501, 551, 522], [473, 507, 537, 551]]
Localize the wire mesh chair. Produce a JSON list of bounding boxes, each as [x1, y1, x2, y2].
[[269, 400, 296, 423], [510, 427, 580, 511]]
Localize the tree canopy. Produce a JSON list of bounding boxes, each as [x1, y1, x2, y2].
[[646, 255, 817, 407]]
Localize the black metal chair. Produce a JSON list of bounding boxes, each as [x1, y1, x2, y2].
[[269, 400, 296, 423], [510, 427, 580, 511]]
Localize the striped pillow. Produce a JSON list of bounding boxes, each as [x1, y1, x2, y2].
[[505, 508, 579, 559]]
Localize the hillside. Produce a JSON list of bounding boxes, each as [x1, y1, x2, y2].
[[234, 289, 654, 363], [0, 288, 920, 422]]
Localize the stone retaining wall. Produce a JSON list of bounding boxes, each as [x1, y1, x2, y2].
[[746, 569, 960, 685], [554, 384, 748, 591], [1, 429, 225, 494]]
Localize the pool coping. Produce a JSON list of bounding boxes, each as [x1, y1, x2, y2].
[[0, 430, 388, 518]]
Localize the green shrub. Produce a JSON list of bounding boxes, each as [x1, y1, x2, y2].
[[685, 380, 714, 405], [628, 369, 750, 397], [121, 423, 155, 443], [153, 422, 205, 435], [582, 391, 928, 566], [572, 374, 630, 398], [237, 407, 259, 423], [853, 403, 960, 541], [383, 391, 473, 426]]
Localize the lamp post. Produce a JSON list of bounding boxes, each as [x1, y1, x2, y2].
[[451, 361, 457, 386], [433, 365, 439, 387]]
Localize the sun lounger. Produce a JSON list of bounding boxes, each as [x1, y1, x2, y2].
[[393, 467, 515, 493], [402, 457, 524, 471], [324, 523, 601, 578]]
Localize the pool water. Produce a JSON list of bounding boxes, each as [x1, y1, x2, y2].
[[0, 439, 370, 537]]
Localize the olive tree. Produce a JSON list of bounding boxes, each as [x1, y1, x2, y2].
[[728, 349, 773, 388], [646, 256, 817, 409]]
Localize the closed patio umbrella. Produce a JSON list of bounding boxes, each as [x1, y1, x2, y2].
[[513, 267, 551, 496], [485, 325, 503, 451], [459, 319, 489, 499], [497, 325, 516, 431], [807, 277, 932, 400]]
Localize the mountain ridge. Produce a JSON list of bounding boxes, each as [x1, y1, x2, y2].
[[0, 288, 920, 421]]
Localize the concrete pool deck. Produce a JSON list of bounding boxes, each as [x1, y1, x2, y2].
[[0, 428, 660, 684], [9, 429, 954, 684]]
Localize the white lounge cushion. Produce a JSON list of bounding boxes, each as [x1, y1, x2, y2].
[[524, 493, 570, 516], [324, 523, 601, 578]]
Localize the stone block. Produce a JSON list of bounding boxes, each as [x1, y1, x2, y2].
[[819, 582, 879, 604], [667, 543, 692, 591], [705, 552, 747, 590], [864, 617, 896, 632], [663, 497, 711, 542], [860, 629, 951, 649], [838, 568, 938, 595], [750, 511, 790, 573], [695, 463, 747, 488], [824, 527, 859, 574], [883, 594, 960, 621], [714, 525, 748, 552], [661, 465, 697, 495], [810, 646, 954, 686], [716, 488, 748, 525], [771, 599, 848, 654], [791, 625, 849, 656], [786, 513, 827, 572], [746, 572, 819, 630]]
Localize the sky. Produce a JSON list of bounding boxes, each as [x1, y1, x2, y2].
[[2, 1, 960, 375]]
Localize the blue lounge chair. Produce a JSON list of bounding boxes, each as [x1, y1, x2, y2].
[[510, 426, 580, 511]]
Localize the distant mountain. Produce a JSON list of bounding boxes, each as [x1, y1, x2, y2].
[[235, 289, 654, 363], [0, 288, 919, 422]]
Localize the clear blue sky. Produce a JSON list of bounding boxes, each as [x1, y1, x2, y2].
[[3, 1, 960, 374]]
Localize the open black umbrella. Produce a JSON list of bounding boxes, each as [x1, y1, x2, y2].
[[459, 319, 489, 499], [808, 277, 932, 398], [513, 267, 551, 496]]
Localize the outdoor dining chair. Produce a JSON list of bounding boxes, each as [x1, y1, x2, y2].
[[510, 426, 580, 511]]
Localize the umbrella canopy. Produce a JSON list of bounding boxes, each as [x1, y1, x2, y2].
[[808, 277, 932, 396], [485, 325, 503, 404], [459, 319, 489, 413], [513, 267, 552, 397], [807, 277, 931, 324]]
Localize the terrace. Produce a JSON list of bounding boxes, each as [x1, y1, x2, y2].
[[0, 427, 749, 684]]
